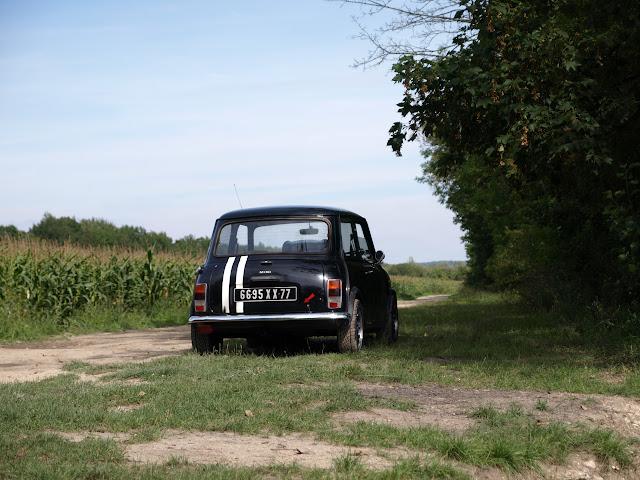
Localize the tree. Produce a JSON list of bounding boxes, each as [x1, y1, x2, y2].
[[26, 213, 205, 254], [80, 218, 120, 246], [333, 0, 472, 67], [173, 234, 210, 259], [0, 225, 26, 238], [340, 0, 640, 309], [30, 213, 82, 243]]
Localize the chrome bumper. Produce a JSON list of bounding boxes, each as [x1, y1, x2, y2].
[[188, 312, 350, 323]]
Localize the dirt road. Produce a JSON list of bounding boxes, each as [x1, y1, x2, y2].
[[0, 326, 191, 383], [0, 295, 447, 383]]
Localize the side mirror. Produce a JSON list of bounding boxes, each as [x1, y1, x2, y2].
[[375, 250, 385, 263]]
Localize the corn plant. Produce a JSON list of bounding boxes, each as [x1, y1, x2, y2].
[[0, 236, 199, 322]]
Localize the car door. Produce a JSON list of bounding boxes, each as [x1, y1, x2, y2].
[[340, 217, 387, 326]]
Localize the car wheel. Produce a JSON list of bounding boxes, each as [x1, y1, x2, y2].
[[191, 324, 223, 354], [379, 291, 399, 343], [245, 336, 262, 351], [338, 298, 364, 352]]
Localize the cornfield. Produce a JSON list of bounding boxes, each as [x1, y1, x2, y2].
[[0, 235, 462, 341], [0, 236, 200, 319]]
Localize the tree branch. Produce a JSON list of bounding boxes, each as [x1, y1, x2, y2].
[[329, 0, 472, 67]]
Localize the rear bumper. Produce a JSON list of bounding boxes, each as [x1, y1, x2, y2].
[[189, 312, 350, 323], [188, 312, 350, 337]]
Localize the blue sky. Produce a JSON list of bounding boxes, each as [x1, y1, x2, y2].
[[0, 0, 466, 263]]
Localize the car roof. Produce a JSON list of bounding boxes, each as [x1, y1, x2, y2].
[[218, 205, 361, 220]]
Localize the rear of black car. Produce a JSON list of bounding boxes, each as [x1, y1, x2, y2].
[[189, 207, 350, 352]]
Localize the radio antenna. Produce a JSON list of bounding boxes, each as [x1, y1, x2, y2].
[[234, 184, 243, 209]]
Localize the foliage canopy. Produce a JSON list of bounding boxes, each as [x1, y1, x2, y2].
[[379, 0, 639, 311], [3, 213, 210, 259]]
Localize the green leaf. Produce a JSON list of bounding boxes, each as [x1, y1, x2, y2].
[[565, 61, 581, 71], [476, 98, 493, 108]]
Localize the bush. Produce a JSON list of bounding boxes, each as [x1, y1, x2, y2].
[[385, 261, 467, 281], [485, 226, 563, 310]]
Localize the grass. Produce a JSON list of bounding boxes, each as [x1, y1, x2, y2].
[[390, 275, 460, 300], [1, 290, 639, 479], [394, 292, 640, 392], [0, 299, 188, 344]]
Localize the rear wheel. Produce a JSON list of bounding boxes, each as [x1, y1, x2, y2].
[[191, 324, 223, 354], [338, 298, 364, 352]]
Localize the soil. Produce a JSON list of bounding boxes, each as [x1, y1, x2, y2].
[[0, 326, 190, 383], [0, 295, 444, 383], [2, 294, 639, 478]]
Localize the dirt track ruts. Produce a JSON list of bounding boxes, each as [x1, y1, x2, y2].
[[0, 295, 446, 383]]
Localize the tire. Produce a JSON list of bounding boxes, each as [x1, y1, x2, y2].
[[379, 291, 399, 344], [191, 324, 223, 355], [245, 336, 262, 351], [338, 298, 364, 352]]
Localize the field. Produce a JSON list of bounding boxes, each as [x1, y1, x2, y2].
[[0, 237, 456, 342], [0, 237, 198, 342], [1, 238, 639, 479]]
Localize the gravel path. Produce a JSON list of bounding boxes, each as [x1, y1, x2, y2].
[[397, 294, 451, 309]]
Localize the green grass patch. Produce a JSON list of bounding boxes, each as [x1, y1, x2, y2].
[[1, 290, 639, 478], [387, 291, 640, 394], [0, 431, 471, 480], [0, 299, 188, 343], [323, 403, 635, 471]]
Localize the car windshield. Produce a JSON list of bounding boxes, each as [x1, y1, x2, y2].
[[214, 218, 330, 256]]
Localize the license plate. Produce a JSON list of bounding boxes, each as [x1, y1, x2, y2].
[[234, 287, 297, 302]]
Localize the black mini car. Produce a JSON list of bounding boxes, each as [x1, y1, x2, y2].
[[188, 206, 398, 353]]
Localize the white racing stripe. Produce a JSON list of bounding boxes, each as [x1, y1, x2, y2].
[[235, 255, 248, 313], [221, 256, 236, 313]]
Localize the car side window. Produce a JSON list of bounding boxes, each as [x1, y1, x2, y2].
[[341, 221, 357, 258], [341, 218, 375, 261], [354, 223, 373, 260]]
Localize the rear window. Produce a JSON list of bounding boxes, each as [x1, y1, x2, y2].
[[214, 218, 330, 256]]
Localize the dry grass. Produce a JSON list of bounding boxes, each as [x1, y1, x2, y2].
[[0, 234, 195, 263]]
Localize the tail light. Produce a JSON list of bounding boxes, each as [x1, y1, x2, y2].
[[194, 283, 207, 312], [327, 279, 342, 309]]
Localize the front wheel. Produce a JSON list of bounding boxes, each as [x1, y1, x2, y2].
[[338, 298, 364, 352], [379, 291, 399, 344]]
